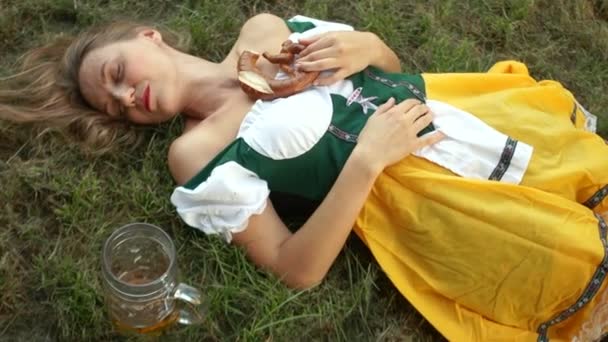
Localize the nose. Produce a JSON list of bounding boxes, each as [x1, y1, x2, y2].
[[113, 85, 135, 108]]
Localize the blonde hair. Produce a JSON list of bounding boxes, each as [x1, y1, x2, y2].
[[0, 21, 190, 154]]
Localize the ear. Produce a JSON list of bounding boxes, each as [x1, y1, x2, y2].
[[138, 28, 163, 44]]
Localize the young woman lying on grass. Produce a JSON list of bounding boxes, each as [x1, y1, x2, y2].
[[2, 13, 608, 342]]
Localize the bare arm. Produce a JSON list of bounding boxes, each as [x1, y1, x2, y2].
[[233, 148, 380, 288], [183, 117, 202, 133], [232, 99, 444, 288], [367, 32, 401, 73]]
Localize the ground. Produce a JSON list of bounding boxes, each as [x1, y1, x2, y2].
[[1, 0, 607, 340]]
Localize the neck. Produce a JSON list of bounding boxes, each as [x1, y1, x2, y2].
[[170, 49, 240, 119]]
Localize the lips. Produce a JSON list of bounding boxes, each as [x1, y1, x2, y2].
[[143, 85, 151, 112]]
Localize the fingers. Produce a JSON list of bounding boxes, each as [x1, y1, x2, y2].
[[370, 98, 426, 119], [412, 110, 434, 131], [407, 104, 430, 123], [392, 98, 423, 115], [372, 97, 396, 115], [391, 101, 428, 126], [298, 36, 333, 57], [417, 131, 445, 149], [377, 98, 429, 122], [393, 101, 442, 149], [297, 34, 322, 47], [296, 58, 340, 73], [297, 48, 334, 64], [390, 100, 439, 144]]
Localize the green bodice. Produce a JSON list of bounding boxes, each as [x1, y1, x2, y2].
[[183, 66, 429, 201]]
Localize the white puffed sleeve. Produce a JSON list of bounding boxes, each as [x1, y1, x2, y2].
[[170, 161, 270, 243]]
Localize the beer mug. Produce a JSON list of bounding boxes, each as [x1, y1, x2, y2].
[[101, 223, 204, 334]]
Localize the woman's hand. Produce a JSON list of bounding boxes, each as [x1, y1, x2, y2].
[[355, 98, 445, 173], [295, 31, 398, 86]]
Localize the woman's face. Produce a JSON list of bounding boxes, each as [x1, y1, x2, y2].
[[79, 29, 181, 124]]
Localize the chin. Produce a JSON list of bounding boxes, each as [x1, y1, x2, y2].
[[156, 111, 179, 124], [162, 114, 179, 123], [158, 102, 180, 120]]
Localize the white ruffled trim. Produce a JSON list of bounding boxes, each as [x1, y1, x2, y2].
[[414, 100, 534, 184], [170, 162, 269, 243]]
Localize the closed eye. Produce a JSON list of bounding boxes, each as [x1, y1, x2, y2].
[[113, 63, 123, 83], [117, 63, 124, 82]]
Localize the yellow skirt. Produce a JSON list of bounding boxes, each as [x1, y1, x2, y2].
[[354, 61, 608, 342]]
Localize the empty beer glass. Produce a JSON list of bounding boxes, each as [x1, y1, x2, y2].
[[101, 223, 204, 334]]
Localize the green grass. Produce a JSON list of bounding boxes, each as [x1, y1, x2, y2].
[[1, 0, 607, 340]]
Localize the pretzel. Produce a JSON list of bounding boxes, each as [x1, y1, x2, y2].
[[237, 40, 320, 100]]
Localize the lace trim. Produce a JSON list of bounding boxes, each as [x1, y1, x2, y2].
[[364, 69, 427, 102], [327, 124, 358, 143], [537, 214, 608, 342], [584, 186, 608, 210], [488, 137, 518, 181]]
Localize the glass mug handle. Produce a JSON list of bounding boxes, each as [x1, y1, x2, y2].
[[172, 283, 205, 325]]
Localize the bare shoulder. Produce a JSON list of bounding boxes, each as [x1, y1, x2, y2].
[[167, 116, 235, 185], [240, 13, 290, 40], [228, 13, 291, 58]]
